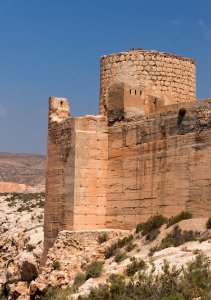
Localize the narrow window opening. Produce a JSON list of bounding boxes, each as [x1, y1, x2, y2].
[[140, 90, 142, 96], [60, 101, 63, 107], [130, 89, 131, 94], [135, 90, 136, 95]]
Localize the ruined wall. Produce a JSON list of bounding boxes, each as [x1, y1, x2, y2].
[[43, 97, 73, 261], [100, 49, 196, 116], [106, 100, 211, 229]]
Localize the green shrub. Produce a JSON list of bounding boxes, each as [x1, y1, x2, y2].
[[114, 249, 127, 263], [117, 235, 133, 248], [98, 232, 108, 244], [84, 261, 103, 279], [149, 226, 201, 256], [149, 246, 159, 256], [181, 253, 211, 299], [73, 272, 86, 289], [160, 293, 185, 300], [125, 241, 136, 252], [105, 243, 118, 259], [199, 234, 210, 243], [41, 286, 73, 300], [146, 228, 160, 241], [52, 260, 61, 270], [206, 217, 211, 229], [8, 202, 16, 207], [159, 226, 200, 250], [77, 254, 211, 300], [125, 259, 146, 276], [26, 244, 35, 252], [105, 234, 133, 259], [167, 211, 192, 228], [108, 274, 126, 297], [136, 215, 167, 235], [17, 206, 27, 212]]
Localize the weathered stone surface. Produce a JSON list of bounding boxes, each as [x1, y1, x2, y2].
[[43, 49, 211, 260], [107, 100, 211, 229], [100, 49, 196, 116], [44, 97, 108, 262]]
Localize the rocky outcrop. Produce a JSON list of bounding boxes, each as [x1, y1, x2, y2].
[[32, 218, 211, 299], [33, 229, 129, 298], [0, 193, 44, 299]]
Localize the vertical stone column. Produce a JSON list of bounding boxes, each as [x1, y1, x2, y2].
[[42, 97, 72, 262]]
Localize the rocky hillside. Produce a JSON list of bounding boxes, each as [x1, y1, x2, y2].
[[0, 152, 45, 187], [32, 217, 211, 299], [0, 194, 210, 299], [0, 192, 44, 299]]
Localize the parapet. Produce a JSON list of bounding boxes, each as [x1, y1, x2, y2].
[[49, 97, 70, 121], [100, 49, 196, 117]]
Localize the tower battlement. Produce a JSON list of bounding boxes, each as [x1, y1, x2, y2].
[[100, 49, 196, 119]]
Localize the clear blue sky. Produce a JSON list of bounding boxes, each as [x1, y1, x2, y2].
[[0, 0, 210, 154]]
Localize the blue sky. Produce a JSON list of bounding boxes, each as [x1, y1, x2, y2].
[[0, 0, 210, 154]]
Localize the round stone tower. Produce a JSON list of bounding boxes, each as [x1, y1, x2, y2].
[[99, 49, 196, 116]]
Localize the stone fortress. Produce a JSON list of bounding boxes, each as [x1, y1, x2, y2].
[[43, 49, 211, 259]]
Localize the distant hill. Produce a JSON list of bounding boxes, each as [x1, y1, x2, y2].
[[0, 152, 45, 186]]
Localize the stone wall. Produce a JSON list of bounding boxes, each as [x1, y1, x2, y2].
[[73, 115, 108, 230], [44, 50, 210, 262], [44, 98, 108, 260], [100, 49, 196, 116], [106, 100, 211, 229], [43, 97, 73, 261]]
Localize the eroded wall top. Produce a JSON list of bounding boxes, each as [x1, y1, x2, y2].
[[100, 49, 196, 116]]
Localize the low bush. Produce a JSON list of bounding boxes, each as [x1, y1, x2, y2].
[[73, 272, 86, 290], [149, 246, 159, 257], [206, 217, 211, 229], [26, 244, 35, 252], [78, 253, 211, 300], [105, 243, 118, 259], [146, 228, 160, 241], [136, 215, 167, 235], [105, 234, 133, 259], [117, 235, 133, 248], [167, 211, 192, 228], [150, 226, 201, 256], [41, 287, 73, 300], [181, 252, 211, 299], [98, 232, 108, 244], [84, 261, 103, 279], [160, 293, 185, 300], [125, 241, 136, 252], [125, 258, 146, 276], [160, 226, 199, 249], [52, 261, 61, 270], [114, 249, 127, 263], [199, 234, 210, 243]]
